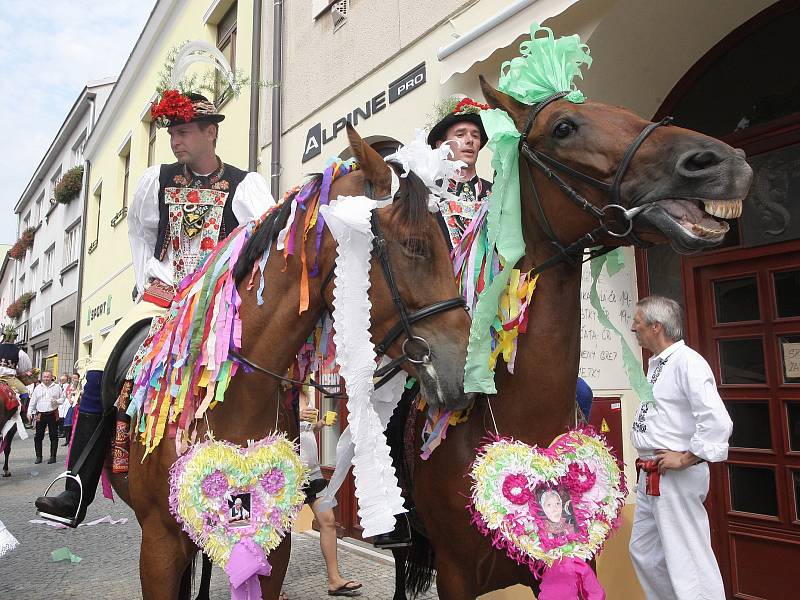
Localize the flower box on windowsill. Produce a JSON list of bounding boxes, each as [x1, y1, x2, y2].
[[40, 279, 53, 292], [88, 240, 98, 254], [111, 206, 128, 227], [60, 259, 79, 275]]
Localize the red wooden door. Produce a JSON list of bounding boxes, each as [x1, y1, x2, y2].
[[685, 242, 800, 599]]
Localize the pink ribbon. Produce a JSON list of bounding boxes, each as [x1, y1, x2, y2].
[[539, 557, 605, 600], [225, 539, 272, 600]]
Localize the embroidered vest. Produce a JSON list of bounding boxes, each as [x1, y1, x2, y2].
[[437, 176, 493, 248], [0, 343, 20, 370], [154, 162, 247, 282]]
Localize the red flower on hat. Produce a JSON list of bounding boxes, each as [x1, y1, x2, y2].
[[151, 90, 196, 124], [453, 98, 490, 115]]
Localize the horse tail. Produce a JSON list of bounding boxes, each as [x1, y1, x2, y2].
[[177, 552, 197, 600], [403, 523, 436, 598]]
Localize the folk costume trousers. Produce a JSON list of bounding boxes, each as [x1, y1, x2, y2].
[[629, 461, 725, 600]]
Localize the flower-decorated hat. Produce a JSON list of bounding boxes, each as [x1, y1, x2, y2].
[[150, 91, 225, 128], [426, 95, 490, 149]]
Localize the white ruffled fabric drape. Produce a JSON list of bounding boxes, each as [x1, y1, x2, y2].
[[318, 196, 407, 537], [385, 129, 467, 211], [0, 519, 19, 557]]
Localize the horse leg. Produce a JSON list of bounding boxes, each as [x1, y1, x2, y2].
[[194, 552, 213, 600], [138, 516, 196, 600], [391, 547, 408, 600], [2, 425, 14, 476], [258, 535, 291, 600]]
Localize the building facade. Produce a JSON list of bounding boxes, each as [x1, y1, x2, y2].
[[259, 1, 797, 598], [11, 79, 114, 376], [78, 0, 257, 360], [0, 247, 12, 333]]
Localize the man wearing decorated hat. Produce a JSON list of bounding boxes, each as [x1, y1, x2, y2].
[[426, 95, 493, 248], [35, 89, 273, 527]]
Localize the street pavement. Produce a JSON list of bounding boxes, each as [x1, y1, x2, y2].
[[0, 431, 438, 599]]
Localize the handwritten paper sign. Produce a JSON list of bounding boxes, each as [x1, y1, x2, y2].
[[783, 342, 800, 379], [579, 248, 641, 390]]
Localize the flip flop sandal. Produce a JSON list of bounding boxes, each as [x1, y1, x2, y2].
[[328, 581, 362, 596], [2, 472, 10, 478]]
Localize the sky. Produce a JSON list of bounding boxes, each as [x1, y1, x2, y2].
[[0, 1, 156, 244]]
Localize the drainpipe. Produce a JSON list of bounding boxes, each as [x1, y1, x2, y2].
[[248, 0, 263, 172], [270, 0, 284, 200], [72, 95, 95, 369]]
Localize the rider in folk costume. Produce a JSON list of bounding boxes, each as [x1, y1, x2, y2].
[[426, 95, 493, 248], [35, 91, 273, 527], [370, 98, 494, 551], [1, 326, 33, 478]]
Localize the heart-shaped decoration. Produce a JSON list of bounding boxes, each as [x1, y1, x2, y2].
[[169, 434, 308, 567], [469, 428, 626, 572]]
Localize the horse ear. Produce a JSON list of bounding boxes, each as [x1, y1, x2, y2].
[[346, 124, 392, 197], [480, 75, 529, 131]]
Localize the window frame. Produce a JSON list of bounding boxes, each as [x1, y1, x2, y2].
[[215, 2, 237, 105]]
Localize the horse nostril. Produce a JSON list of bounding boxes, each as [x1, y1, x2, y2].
[[678, 149, 725, 174]]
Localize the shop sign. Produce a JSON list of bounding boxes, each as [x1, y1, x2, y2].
[[302, 62, 427, 163], [87, 294, 112, 326], [30, 307, 52, 338]]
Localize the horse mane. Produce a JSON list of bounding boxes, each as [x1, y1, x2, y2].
[[232, 161, 433, 286], [232, 175, 323, 285]]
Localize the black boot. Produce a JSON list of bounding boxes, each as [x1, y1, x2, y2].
[[371, 513, 412, 549], [34, 410, 111, 527], [48, 440, 58, 464], [34, 438, 43, 464], [62, 427, 71, 446]]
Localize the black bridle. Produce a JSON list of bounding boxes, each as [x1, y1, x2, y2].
[[518, 91, 673, 274], [232, 174, 467, 395]]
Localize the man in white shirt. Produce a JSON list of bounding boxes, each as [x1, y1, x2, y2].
[[629, 295, 732, 600], [36, 91, 273, 527], [30, 371, 65, 465]]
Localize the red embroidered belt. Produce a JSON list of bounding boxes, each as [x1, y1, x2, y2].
[[142, 280, 175, 309], [635, 458, 661, 496]]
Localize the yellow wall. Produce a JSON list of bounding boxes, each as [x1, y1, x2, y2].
[[80, 0, 255, 359]]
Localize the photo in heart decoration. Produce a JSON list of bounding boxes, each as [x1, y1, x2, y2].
[[168, 434, 308, 569], [468, 428, 626, 575]]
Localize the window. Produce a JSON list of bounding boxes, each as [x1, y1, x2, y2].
[[72, 130, 86, 167], [42, 245, 55, 285], [122, 153, 131, 208], [63, 223, 81, 268], [29, 261, 38, 293], [18, 274, 25, 296], [89, 185, 101, 253], [34, 193, 44, 224], [147, 120, 158, 167], [50, 167, 62, 201], [215, 2, 237, 103], [22, 211, 30, 231]]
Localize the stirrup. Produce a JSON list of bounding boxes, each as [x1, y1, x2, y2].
[[372, 515, 412, 549], [36, 471, 84, 527]]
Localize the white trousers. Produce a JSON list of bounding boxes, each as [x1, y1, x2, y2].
[[629, 462, 726, 600]]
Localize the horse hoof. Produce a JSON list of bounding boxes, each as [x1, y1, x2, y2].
[[2, 471, 10, 477]]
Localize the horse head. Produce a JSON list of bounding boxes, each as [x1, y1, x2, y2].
[[336, 125, 474, 411], [480, 77, 753, 255]]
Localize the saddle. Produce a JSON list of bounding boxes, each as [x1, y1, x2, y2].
[[101, 319, 151, 473]]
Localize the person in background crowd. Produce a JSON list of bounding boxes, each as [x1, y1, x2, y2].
[[62, 374, 80, 446], [57, 373, 70, 437], [35, 91, 273, 527], [299, 396, 362, 597], [30, 371, 65, 465], [628, 295, 732, 600]]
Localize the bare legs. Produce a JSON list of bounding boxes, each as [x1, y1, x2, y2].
[[310, 498, 361, 593]]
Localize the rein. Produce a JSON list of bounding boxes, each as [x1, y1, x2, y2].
[[518, 91, 673, 274], [233, 170, 466, 396]]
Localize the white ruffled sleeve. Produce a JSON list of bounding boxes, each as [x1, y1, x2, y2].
[[127, 166, 161, 295], [232, 172, 274, 224]]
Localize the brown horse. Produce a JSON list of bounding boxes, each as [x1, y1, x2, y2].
[[109, 126, 473, 600], [401, 78, 753, 599]]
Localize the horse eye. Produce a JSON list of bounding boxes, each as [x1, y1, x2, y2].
[[401, 239, 430, 260], [553, 121, 575, 139]]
